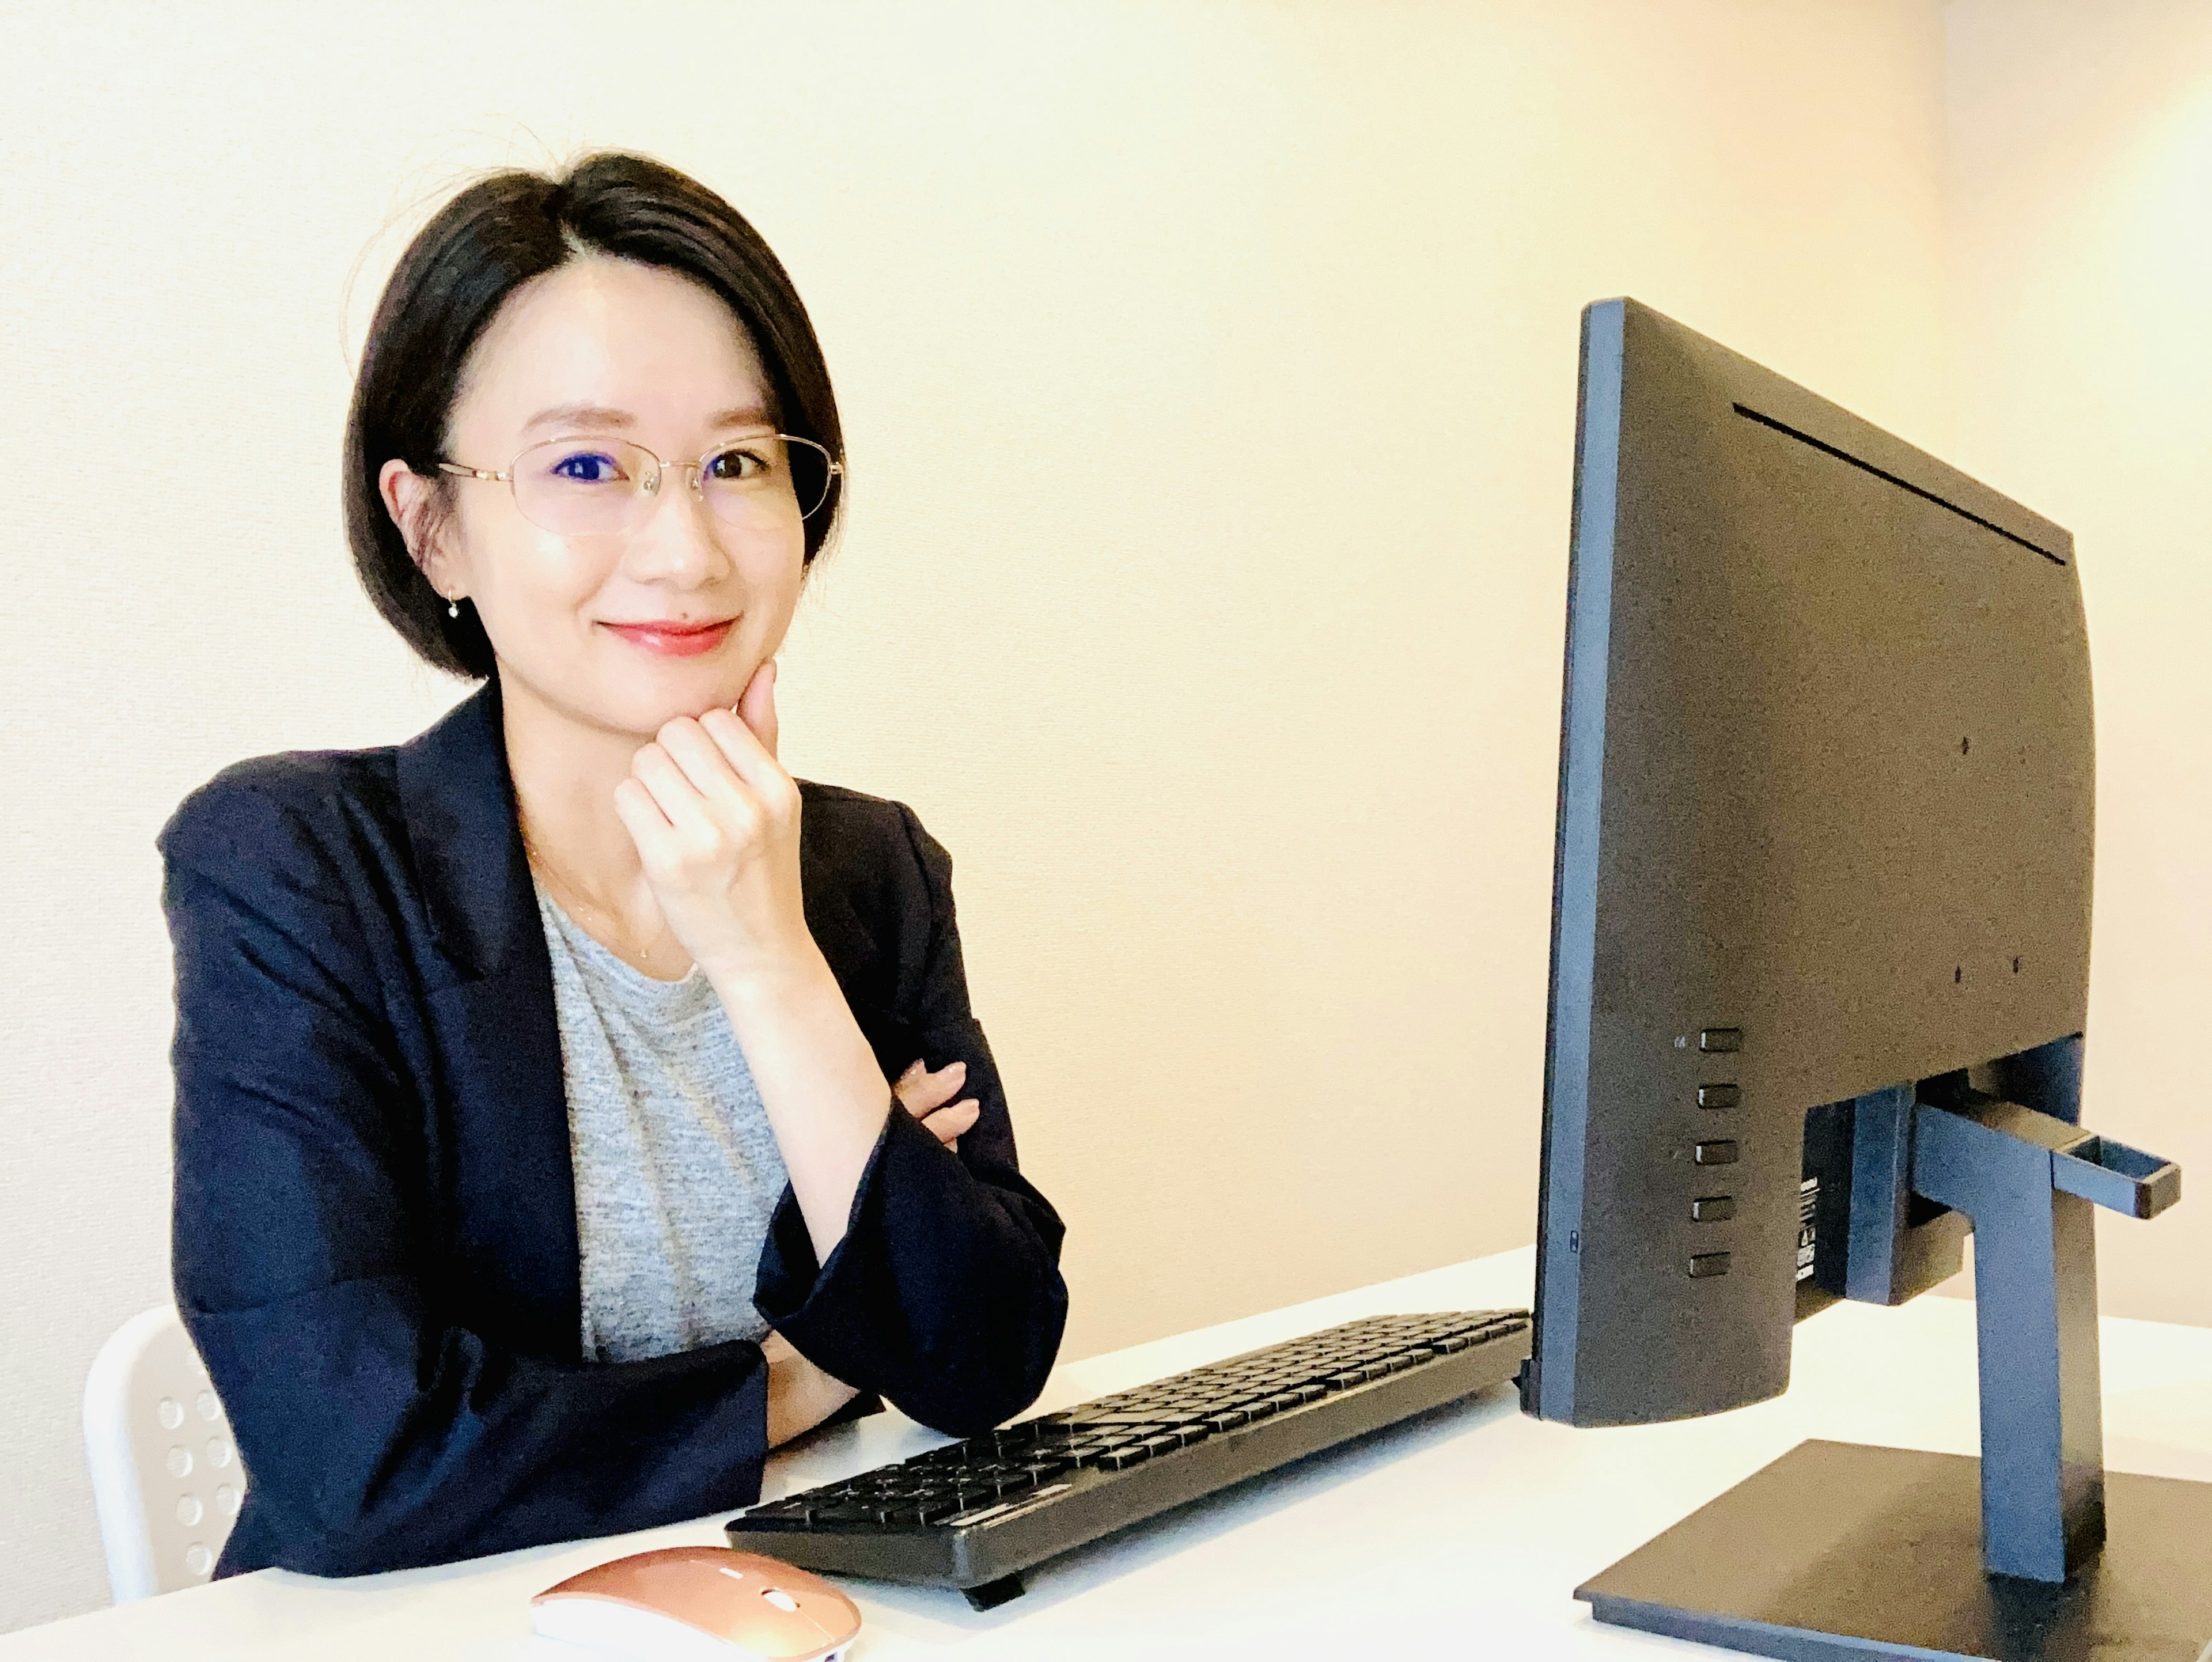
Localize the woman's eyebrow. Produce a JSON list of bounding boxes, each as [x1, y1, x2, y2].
[[517, 404, 772, 434], [522, 403, 635, 433]]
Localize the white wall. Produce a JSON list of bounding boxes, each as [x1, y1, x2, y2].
[[1942, 0, 2212, 1325], [0, 0, 1949, 1631]]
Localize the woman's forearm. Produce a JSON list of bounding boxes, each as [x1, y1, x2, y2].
[[712, 946, 893, 1263]]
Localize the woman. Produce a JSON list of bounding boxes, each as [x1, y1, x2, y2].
[[159, 153, 1067, 1579]]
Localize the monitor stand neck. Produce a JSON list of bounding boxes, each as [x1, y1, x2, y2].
[[1576, 1092, 2205, 1662], [1909, 1093, 2179, 1583]]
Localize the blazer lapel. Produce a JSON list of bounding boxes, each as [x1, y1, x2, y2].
[[395, 681, 583, 1357]]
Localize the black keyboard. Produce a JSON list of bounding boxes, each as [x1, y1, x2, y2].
[[726, 1308, 1532, 1608]]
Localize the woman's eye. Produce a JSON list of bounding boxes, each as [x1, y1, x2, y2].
[[705, 445, 773, 483], [548, 450, 626, 484]]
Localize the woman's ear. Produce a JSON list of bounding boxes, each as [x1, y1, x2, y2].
[[378, 457, 459, 600]]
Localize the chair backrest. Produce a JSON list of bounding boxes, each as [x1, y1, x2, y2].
[[82, 1306, 245, 1601]]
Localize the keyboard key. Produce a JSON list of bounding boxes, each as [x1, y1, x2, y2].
[[737, 1505, 809, 1530], [942, 1501, 1012, 1527], [807, 1504, 881, 1528]]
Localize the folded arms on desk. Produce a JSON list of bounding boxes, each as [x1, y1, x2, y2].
[[161, 775, 1067, 1578]]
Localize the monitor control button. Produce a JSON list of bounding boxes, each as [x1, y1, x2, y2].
[[1698, 1028, 1743, 1053], [1698, 1084, 1741, 1110], [1691, 1196, 1735, 1222], [1688, 1251, 1733, 1278], [1693, 1141, 1740, 1166]]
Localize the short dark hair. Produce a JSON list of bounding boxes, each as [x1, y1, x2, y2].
[[344, 152, 846, 680]]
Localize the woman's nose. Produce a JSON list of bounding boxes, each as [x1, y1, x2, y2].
[[625, 466, 727, 585]]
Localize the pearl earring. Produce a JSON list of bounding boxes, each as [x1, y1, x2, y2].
[[448, 599, 460, 619]]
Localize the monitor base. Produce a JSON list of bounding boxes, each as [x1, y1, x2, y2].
[[1577, 1440, 2212, 1661]]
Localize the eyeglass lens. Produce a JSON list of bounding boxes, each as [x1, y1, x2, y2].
[[508, 436, 836, 536]]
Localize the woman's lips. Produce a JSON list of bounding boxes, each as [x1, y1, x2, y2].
[[601, 619, 736, 658]]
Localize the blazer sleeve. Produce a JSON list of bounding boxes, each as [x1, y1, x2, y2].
[[163, 780, 771, 1577], [753, 802, 1069, 1438]]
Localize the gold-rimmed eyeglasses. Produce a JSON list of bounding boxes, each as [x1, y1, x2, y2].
[[437, 433, 842, 537]]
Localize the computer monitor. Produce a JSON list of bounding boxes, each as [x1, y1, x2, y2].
[[1522, 296, 2094, 1429], [1520, 299, 2200, 1660]]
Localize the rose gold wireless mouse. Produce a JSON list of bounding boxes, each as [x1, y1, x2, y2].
[[531, 1546, 862, 1661]]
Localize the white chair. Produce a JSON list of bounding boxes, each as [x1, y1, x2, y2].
[[83, 1306, 246, 1600]]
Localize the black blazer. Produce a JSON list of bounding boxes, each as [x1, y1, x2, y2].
[[159, 681, 1067, 1578]]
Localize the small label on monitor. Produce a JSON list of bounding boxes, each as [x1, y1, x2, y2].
[[1796, 1177, 1819, 1282]]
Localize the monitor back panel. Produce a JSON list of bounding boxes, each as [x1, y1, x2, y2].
[[1527, 299, 2092, 1427]]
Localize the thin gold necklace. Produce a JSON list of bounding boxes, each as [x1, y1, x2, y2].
[[519, 820, 664, 967]]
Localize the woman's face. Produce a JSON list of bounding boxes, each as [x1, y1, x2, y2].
[[392, 257, 807, 740]]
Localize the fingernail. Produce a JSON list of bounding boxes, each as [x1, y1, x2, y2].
[[945, 1060, 967, 1078]]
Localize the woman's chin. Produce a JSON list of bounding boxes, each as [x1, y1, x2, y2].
[[643, 677, 758, 729], [599, 657, 753, 728], [507, 648, 755, 739]]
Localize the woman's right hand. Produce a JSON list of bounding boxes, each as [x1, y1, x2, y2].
[[895, 1058, 980, 1151], [762, 1328, 859, 1448], [757, 1062, 974, 1447]]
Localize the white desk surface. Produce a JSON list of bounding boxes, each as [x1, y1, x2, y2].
[[11, 1247, 2212, 1661]]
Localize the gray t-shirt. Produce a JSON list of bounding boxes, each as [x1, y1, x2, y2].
[[534, 881, 790, 1364]]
